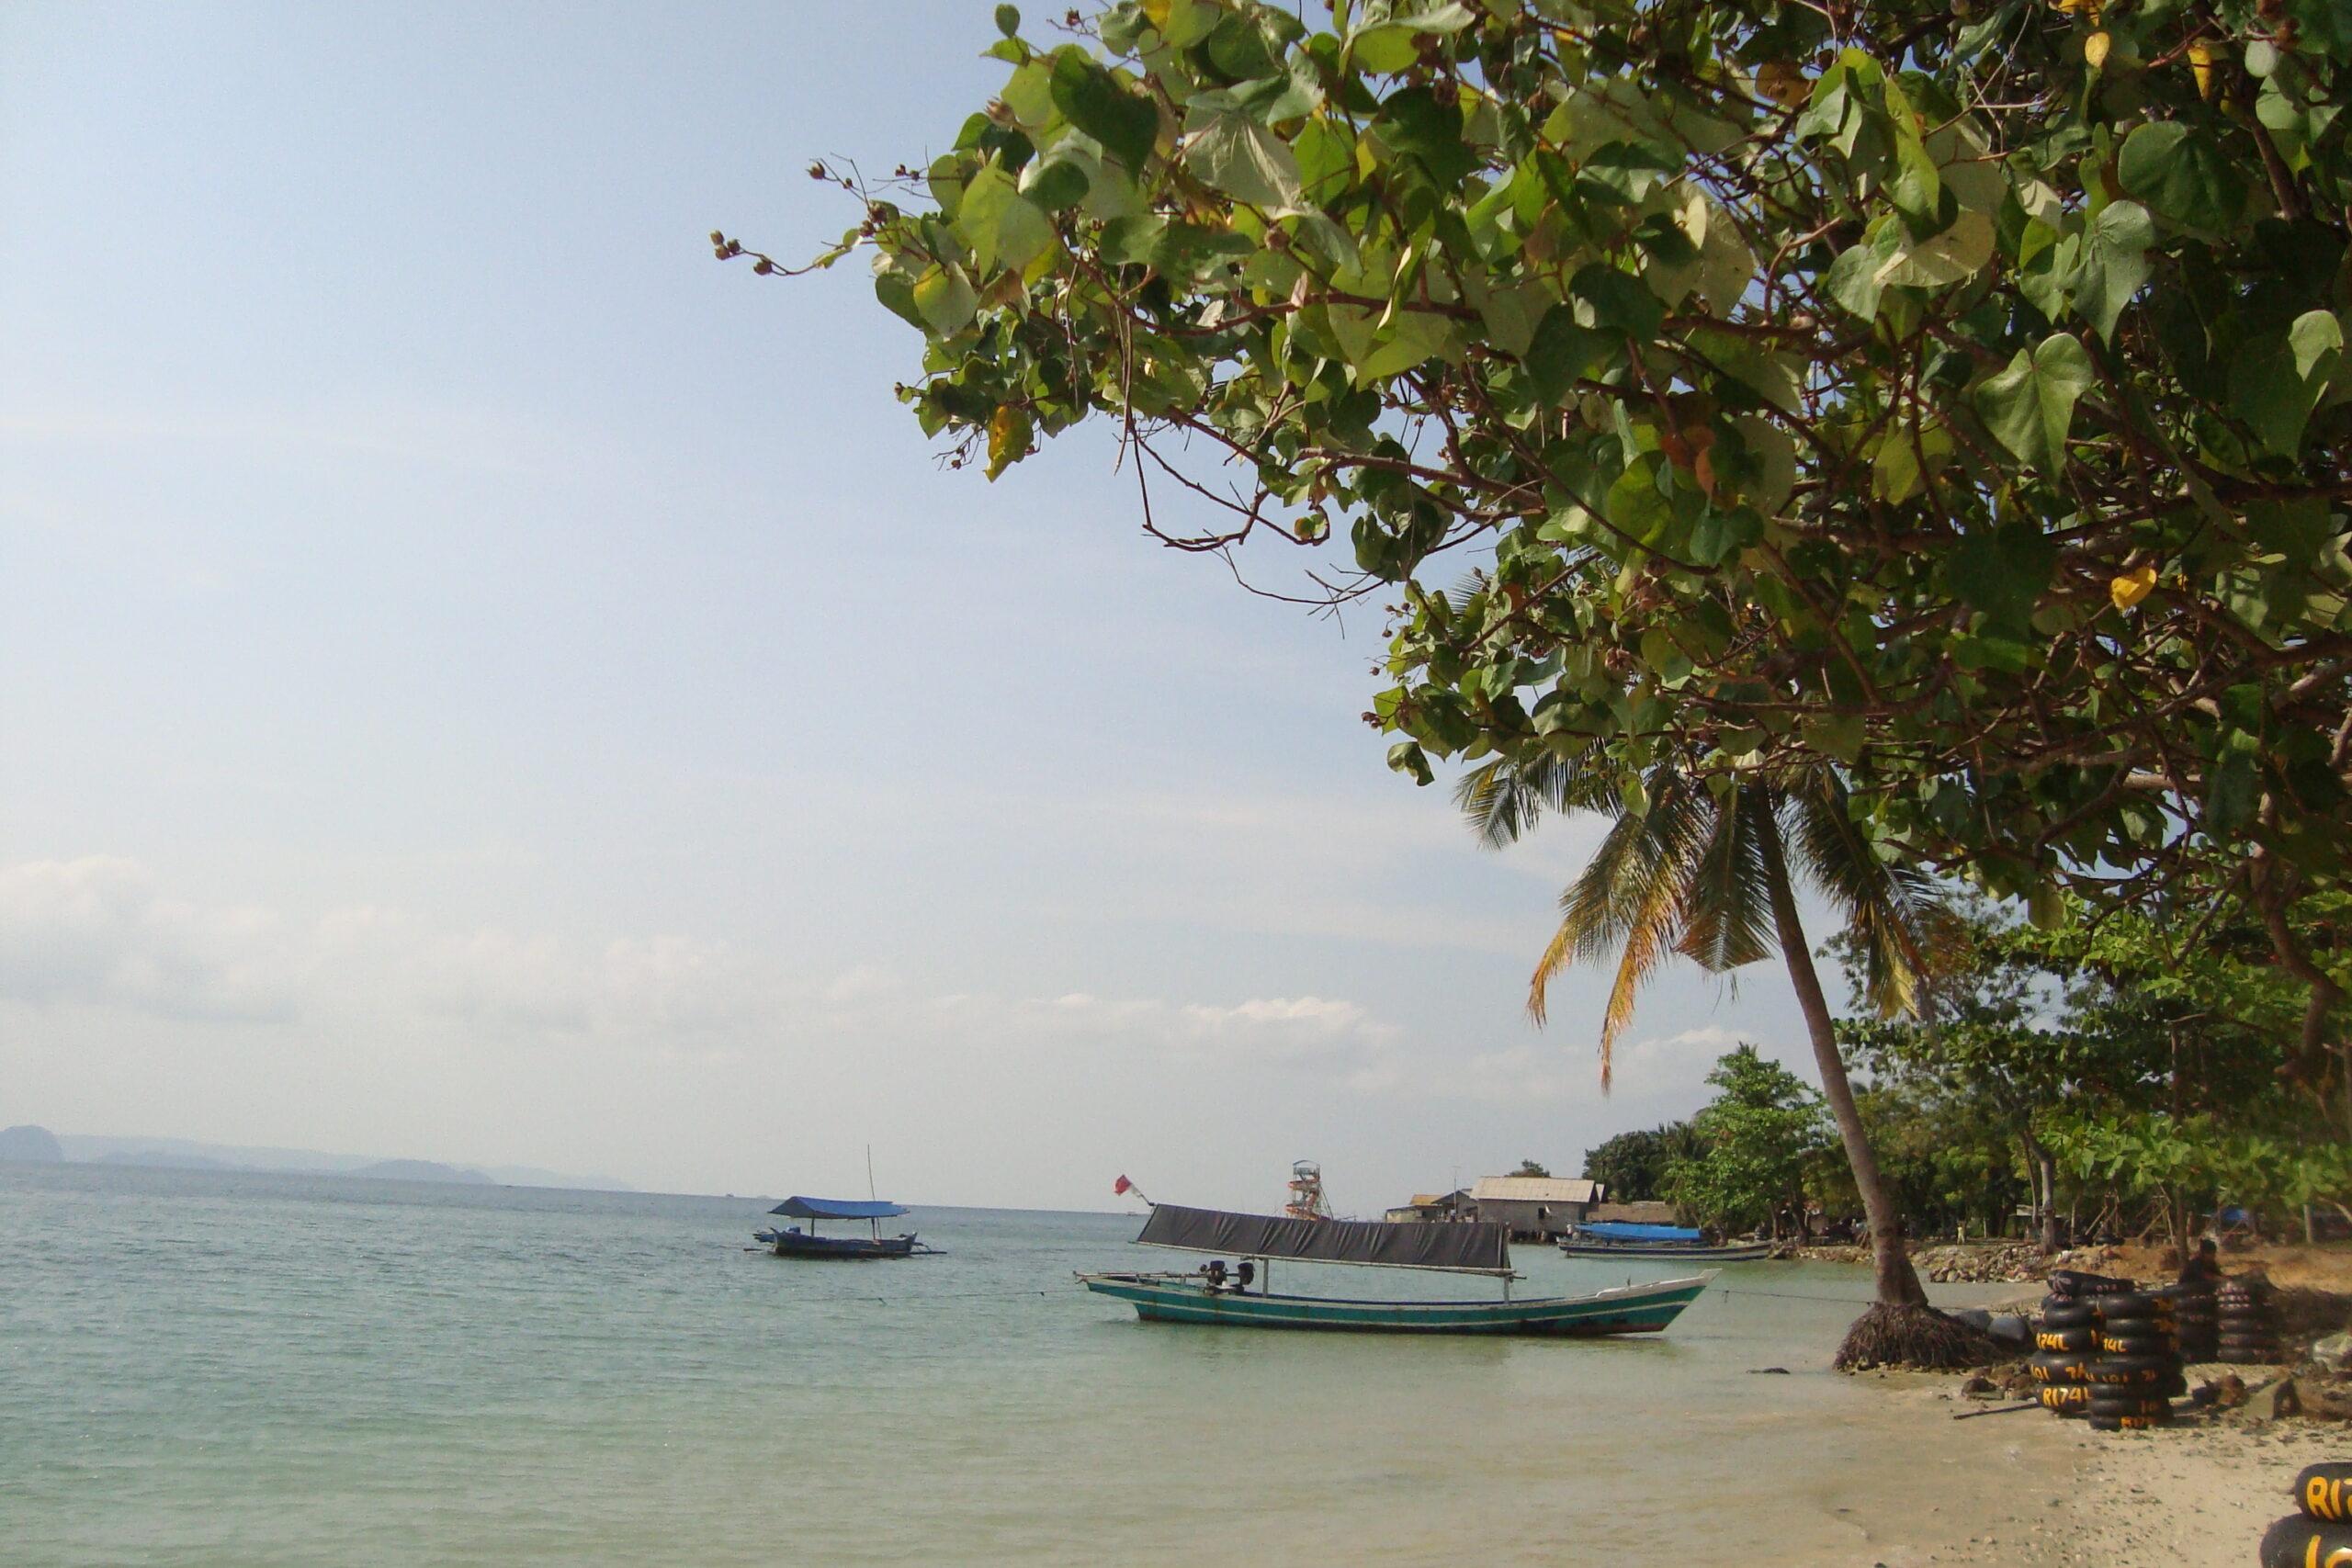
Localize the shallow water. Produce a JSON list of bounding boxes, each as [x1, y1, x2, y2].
[[0, 1164, 2055, 1566]]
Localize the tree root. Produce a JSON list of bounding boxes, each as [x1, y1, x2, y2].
[[1833, 1302, 2004, 1372]]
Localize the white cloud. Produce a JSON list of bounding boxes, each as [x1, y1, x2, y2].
[[0, 858, 1410, 1088], [0, 857, 294, 1021]]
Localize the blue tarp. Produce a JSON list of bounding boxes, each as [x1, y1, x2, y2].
[[769, 1196, 910, 1220], [1576, 1221, 1702, 1243]]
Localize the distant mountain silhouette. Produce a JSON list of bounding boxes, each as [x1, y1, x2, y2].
[[0, 1124, 64, 1162], [347, 1159, 494, 1185], [28, 1134, 632, 1190], [96, 1149, 233, 1169]]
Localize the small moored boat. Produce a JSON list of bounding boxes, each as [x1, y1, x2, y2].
[[756, 1196, 935, 1259], [1079, 1203, 1713, 1337], [1557, 1221, 1776, 1262]]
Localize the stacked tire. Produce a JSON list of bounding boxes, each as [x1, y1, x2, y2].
[[2081, 1289, 2182, 1430], [2030, 1271, 2134, 1420], [2217, 1277, 2279, 1364], [2163, 1280, 2220, 1362], [2259, 1463, 2352, 1567]]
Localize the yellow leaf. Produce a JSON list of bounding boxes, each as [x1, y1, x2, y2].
[[2084, 31, 2110, 70], [2110, 563, 2157, 610], [1756, 62, 1804, 105], [986, 403, 1033, 480], [2189, 39, 2215, 99]]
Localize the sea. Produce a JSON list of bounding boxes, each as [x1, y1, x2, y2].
[[0, 1163, 2063, 1567]]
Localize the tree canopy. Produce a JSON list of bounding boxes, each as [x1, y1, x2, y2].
[[730, 0, 2352, 953], [1661, 1043, 1828, 1233]]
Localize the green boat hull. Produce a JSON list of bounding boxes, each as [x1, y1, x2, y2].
[[1079, 1270, 1714, 1337]]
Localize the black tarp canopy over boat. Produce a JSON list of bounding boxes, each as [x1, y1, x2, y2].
[[1135, 1202, 1514, 1275]]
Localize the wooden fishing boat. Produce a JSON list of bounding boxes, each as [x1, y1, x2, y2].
[[1557, 1221, 1776, 1262], [1078, 1203, 1714, 1337], [756, 1196, 934, 1259]]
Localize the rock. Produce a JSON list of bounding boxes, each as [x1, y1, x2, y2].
[[2301, 1381, 2352, 1422], [2199, 1374, 2247, 1409], [1747, 1366, 1791, 1374], [2245, 1378, 2301, 1422], [2311, 1333, 2352, 1371], [1960, 1373, 1999, 1397]]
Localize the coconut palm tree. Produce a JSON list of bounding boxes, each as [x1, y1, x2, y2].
[[1458, 752, 1965, 1352]]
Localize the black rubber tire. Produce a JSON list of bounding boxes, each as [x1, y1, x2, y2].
[[2036, 1327, 2098, 1352], [2263, 1516, 2352, 1568], [2049, 1269, 2132, 1295], [2297, 1463, 2352, 1524], [2218, 1348, 2280, 1364], [2087, 1389, 2173, 1409], [2097, 1315, 2173, 1338], [2218, 1332, 2279, 1348], [2038, 1384, 2093, 1412], [2084, 1356, 2169, 1384], [2029, 1352, 2093, 1382], [2039, 1298, 2098, 1328], [2158, 1371, 2188, 1398], [2096, 1292, 2171, 1320], [2086, 1410, 2171, 1431], [2099, 1334, 2177, 1357]]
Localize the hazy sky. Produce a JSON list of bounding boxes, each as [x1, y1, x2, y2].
[[1, 3, 1830, 1212]]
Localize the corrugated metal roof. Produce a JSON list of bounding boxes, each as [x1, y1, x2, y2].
[[1468, 1177, 1599, 1203]]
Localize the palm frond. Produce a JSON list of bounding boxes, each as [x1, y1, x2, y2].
[[1527, 772, 1709, 1090], [1453, 751, 1607, 851], [1780, 773, 1961, 1018], [1673, 778, 1776, 974]]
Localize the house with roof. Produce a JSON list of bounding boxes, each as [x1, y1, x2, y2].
[[1464, 1176, 1600, 1240], [1383, 1190, 1470, 1224]]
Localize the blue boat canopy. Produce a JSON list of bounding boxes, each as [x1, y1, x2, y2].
[[769, 1196, 910, 1220], [1577, 1221, 1702, 1243]]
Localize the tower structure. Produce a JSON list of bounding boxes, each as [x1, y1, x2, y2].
[[1284, 1159, 1332, 1223]]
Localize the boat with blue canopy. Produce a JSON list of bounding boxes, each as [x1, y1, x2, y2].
[[1558, 1220, 1775, 1261], [755, 1196, 934, 1259], [1078, 1203, 1714, 1337]]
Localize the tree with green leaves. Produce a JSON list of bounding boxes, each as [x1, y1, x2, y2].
[[1663, 1043, 1829, 1236], [721, 0, 2352, 1353], [1507, 1156, 1553, 1176], [1840, 891, 2349, 1242], [1580, 1120, 1700, 1201]]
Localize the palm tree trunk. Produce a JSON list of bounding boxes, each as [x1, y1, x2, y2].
[[1758, 818, 1928, 1308]]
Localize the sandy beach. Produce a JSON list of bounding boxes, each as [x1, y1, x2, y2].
[[1791, 1371, 2339, 1568], [1846, 1246, 2351, 1568]]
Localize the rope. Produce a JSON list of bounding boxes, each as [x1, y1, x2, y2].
[[809, 1289, 1057, 1305]]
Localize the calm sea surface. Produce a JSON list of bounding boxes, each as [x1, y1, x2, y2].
[[0, 1164, 2047, 1566]]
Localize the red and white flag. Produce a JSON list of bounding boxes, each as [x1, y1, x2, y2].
[[1113, 1175, 1133, 1196]]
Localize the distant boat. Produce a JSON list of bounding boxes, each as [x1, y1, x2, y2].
[[1079, 1203, 1714, 1337], [1558, 1221, 1776, 1262], [755, 1196, 934, 1259]]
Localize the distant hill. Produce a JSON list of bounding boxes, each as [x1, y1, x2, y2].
[[0, 1125, 64, 1162], [348, 1159, 494, 1185], [37, 1134, 632, 1191]]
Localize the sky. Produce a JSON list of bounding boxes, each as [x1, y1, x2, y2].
[[0, 3, 1833, 1213]]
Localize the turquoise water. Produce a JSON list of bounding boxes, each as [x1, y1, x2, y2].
[[0, 1164, 2035, 1566]]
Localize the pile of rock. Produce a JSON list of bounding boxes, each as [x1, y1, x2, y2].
[[1914, 1242, 2043, 1283]]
